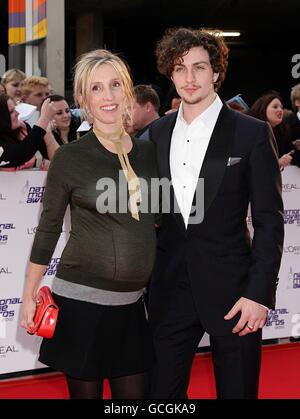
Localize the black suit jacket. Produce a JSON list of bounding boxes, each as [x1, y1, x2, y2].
[[148, 104, 284, 335]]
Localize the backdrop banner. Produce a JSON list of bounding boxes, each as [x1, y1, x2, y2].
[[0, 167, 299, 375], [0, 171, 69, 375]]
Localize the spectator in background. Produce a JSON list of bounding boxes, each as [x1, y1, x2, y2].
[[249, 91, 300, 168], [287, 84, 300, 150], [49, 95, 81, 144], [1, 68, 26, 103], [0, 94, 59, 170], [227, 101, 245, 112], [226, 94, 249, 114], [164, 97, 181, 115], [123, 113, 136, 135], [131, 84, 160, 139], [21, 76, 50, 127], [161, 85, 181, 115], [170, 96, 181, 111]]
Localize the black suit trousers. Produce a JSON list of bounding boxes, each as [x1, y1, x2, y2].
[[149, 275, 262, 399]]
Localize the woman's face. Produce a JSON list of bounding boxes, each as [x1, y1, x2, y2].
[[52, 100, 71, 130], [266, 98, 283, 127], [5, 78, 23, 101], [7, 98, 21, 130], [87, 63, 125, 129]]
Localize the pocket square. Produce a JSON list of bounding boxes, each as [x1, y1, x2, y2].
[[227, 157, 242, 166]]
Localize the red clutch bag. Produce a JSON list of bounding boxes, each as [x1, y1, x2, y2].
[[27, 286, 59, 339]]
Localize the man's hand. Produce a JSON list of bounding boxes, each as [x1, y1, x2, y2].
[[224, 297, 268, 336]]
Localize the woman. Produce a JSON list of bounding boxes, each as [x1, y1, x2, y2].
[[249, 91, 300, 168], [1, 68, 26, 103], [21, 49, 158, 399], [0, 94, 59, 170], [49, 94, 81, 144]]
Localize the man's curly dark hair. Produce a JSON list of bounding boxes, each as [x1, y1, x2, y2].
[[155, 27, 229, 91]]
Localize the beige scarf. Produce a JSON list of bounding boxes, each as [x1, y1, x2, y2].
[[93, 127, 141, 221]]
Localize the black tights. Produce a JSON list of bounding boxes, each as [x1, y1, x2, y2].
[[66, 371, 150, 399]]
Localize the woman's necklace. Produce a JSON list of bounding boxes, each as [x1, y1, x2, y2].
[[93, 125, 142, 221], [93, 126, 126, 143]]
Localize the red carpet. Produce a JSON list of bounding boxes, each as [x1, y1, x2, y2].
[[0, 343, 299, 399]]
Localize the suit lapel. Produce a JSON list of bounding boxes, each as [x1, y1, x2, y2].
[[157, 112, 177, 180], [157, 112, 186, 233], [188, 104, 238, 227]]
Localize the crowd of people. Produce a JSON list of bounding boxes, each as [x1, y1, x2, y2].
[[1, 61, 300, 172], [0, 27, 299, 399]]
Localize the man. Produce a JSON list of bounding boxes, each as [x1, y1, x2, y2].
[[148, 27, 284, 399], [21, 76, 50, 126], [131, 84, 160, 139]]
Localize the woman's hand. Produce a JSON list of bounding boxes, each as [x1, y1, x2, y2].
[[43, 131, 59, 160], [50, 119, 57, 131], [21, 263, 47, 331], [20, 296, 37, 331], [35, 99, 58, 131], [279, 150, 294, 169], [41, 98, 58, 121]]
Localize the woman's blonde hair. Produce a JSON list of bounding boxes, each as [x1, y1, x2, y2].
[[74, 49, 133, 123], [2, 68, 26, 84]]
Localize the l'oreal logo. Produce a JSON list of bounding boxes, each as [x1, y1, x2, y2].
[[0, 267, 12, 275]]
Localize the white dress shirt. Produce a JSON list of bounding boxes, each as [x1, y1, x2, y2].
[[297, 111, 300, 121], [170, 95, 223, 227]]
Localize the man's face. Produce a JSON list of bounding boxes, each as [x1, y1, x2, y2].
[[171, 46, 218, 106], [132, 98, 149, 132], [24, 85, 50, 110]]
